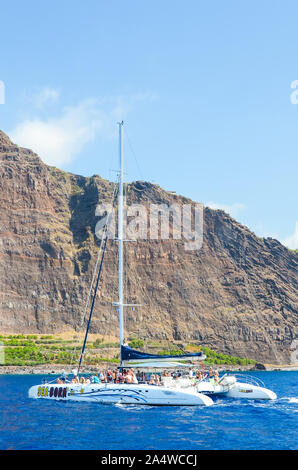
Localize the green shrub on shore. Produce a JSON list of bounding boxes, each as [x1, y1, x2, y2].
[[2, 339, 35, 346], [93, 341, 120, 349], [0, 333, 256, 367], [128, 338, 145, 349], [202, 347, 256, 365], [4, 346, 45, 365], [158, 349, 184, 356]]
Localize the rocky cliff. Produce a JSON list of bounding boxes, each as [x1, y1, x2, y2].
[[0, 130, 297, 363]]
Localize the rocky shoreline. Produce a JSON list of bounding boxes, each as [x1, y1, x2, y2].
[[1, 363, 297, 375]]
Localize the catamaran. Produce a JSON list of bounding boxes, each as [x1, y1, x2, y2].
[[28, 121, 213, 406]]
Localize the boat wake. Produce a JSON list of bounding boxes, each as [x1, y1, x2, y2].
[[280, 397, 298, 403], [114, 403, 154, 411]]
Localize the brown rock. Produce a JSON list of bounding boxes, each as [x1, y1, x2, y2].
[[0, 130, 297, 364]]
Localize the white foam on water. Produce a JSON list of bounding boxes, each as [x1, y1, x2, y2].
[[288, 397, 298, 403], [114, 403, 153, 411], [280, 397, 298, 403]]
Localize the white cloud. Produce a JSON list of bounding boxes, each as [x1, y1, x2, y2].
[[205, 201, 246, 218], [9, 90, 155, 167], [9, 99, 106, 166], [33, 87, 60, 109], [282, 221, 298, 249]]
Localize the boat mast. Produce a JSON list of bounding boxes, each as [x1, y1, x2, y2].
[[118, 121, 124, 350]]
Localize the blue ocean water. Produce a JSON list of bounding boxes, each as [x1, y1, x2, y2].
[[0, 371, 297, 450]]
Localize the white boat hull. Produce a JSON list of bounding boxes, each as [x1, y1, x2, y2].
[[28, 382, 213, 406], [196, 380, 277, 400], [224, 382, 277, 400]]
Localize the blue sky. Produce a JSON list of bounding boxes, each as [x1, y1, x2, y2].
[[0, 1, 297, 248]]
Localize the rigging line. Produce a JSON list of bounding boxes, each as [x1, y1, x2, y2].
[[124, 181, 128, 337], [124, 126, 144, 181], [69, 238, 104, 367], [77, 227, 109, 375], [69, 180, 119, 367]]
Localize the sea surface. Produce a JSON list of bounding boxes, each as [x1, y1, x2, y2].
[[0, 371, 297, 450]]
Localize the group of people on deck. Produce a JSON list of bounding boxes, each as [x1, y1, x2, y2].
[[187, 367, 219, 383], [77, 368, 139, 384], [57, 368, 139, 385]]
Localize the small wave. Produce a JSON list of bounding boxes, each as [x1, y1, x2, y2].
[[280, 397, 298, 403], [114, 403, 153, 411], [288, 398, 298, 403]]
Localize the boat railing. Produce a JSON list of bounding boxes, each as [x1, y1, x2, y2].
[[42, 377, 59, 384], [228, 373, 266, 388], [42, 377, 73, 385]]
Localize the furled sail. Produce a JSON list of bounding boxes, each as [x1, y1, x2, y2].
[[121, 345, 206, 363]]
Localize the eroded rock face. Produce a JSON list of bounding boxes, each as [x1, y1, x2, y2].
[[0, 130, 297, 363]]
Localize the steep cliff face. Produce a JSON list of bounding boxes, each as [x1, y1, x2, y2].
[[0, 130, 297, 363]]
